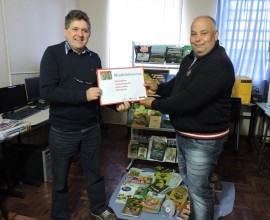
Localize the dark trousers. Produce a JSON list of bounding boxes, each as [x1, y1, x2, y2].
[[49, 124, 106, 220]]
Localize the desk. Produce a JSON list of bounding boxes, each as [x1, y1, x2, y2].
[[0, 108, 49, 198], [23, 108, 49, 126], [242, 103, 257, 141], [253, 103, 270, 174]]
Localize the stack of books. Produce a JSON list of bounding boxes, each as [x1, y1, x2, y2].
[[0, 119, 31, 141]]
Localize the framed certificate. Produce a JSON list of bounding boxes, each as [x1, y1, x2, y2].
[[97, 67, 147, 106]]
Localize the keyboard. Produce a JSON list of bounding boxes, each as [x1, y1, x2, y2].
[[4, 107, 41, 120]]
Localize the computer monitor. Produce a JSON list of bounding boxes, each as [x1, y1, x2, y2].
[[25, 76, 40, 104], [0, 84, 28, 114]]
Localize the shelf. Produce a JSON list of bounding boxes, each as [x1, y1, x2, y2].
[[133, 62, 180, 69]]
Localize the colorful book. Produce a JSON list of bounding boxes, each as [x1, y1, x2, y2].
[[168, 172, 183, 188], [148, 115, 162, 128], [127, 139, 139, 159], [144, 69, 169, 84], [116, 183, 140, 204], [125, 168, 154, 185], [142, 191, 165, 213], [165, 46, 182, 64], [148, 178, 169, 194], [148, 136, 167, 161], [176, 199, 190, 220], [0, 119, 31, 141], [134, 45, 151, 62], [133, 186, 148, 199], [166, 186, 188, 211], [122, 197, 143, 217], [153, 165, 174, 173], [137, 143, 148, 159], [164, 147, 177, 163], [148, 45, 167, 64], [131, 108, 149, 127]]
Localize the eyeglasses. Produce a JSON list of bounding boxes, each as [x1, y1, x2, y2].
[[74, 77, 97, 86]]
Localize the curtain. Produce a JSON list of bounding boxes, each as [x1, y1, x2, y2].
[[108, 0, 183, 68], [216, 0, 270, 87]]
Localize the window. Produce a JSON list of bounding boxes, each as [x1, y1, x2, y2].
[[108, 0, 183, 68], [216, 0, 270, 87]]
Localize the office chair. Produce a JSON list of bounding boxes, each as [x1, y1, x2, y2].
[[230, 97, 242, 151]]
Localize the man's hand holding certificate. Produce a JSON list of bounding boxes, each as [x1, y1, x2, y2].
[[97, 67, 147, 106]]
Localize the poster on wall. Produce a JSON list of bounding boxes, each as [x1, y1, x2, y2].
[[97, 67, 147, 106]]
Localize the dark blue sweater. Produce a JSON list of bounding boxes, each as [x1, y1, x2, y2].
[[152, 41, 235, 133], [40, 41, 102, 130]]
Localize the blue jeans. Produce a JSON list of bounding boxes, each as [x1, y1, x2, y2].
[[176, 134, 227, 220], [49, 124, 106, 220]]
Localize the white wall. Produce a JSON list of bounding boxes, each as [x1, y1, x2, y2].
[[0, 0, 79, 86], [181, 0, 217, 45], [0, 0, 10, 87], [79, 0, 109, 68]]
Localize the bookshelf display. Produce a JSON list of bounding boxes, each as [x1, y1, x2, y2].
[[125, 42, 184, 170], [126, 104, 177, 170]]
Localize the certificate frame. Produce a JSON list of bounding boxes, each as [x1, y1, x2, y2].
[[97, 67, 147, 106]]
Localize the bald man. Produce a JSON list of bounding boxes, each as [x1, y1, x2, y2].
[[140, 16, 235, 220]]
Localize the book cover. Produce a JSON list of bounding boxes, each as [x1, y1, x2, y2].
[[165, 46, 182, 64], [166, 138, 178, 163], [137, 143, 148, 159], [148, 115, 161, 128], [164, 147, 177, 163], [122, 197, 143, 217], [131, 108, 149, 127], [148, 136, 167, 161], [148, 171, 172, 193], [142, 191, 165, 213], [161, 114, 173, 129], [176, 199, 190, 220], [148, 178, 169, 194], [134, 45, 151, 62], [168, 172, 183, 188], [127, 139, 139, 159], [166, 186, 188, 211], [116, 183, 140, 204], [148, 45, 167, 64], [153, 165, 174, 173], [125, 168, 154, 185], [0, 119, 31, 141], [144, 69, 169, 84], [133, 186, 148, 199]]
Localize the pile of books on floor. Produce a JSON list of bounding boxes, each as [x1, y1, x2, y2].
[[115, 166, 187, 218], [115, 166, 223, 219], [128, 136, 178, 163]]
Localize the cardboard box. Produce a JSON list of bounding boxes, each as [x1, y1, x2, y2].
[[232, 76, 252, 104]]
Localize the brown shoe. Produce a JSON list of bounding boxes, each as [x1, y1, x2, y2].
[[91, 209, 117, 220]]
